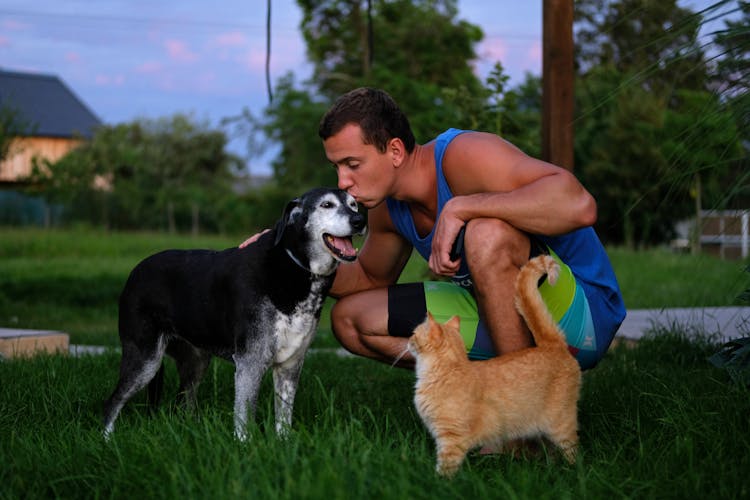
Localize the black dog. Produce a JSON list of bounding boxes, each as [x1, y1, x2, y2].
[[103, 188, 365, 440]]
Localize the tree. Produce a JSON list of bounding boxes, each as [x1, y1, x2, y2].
[[0, 102, 34, 163], [261, 75, 335, 190], [713, 0, 750, 98], [575, 62, 742, 247], [576, 68, 676, 247], [712, 1, 750, 208], [493, 72, 543, 158], [570, 0, 749, 247], [660, 88, 742, 252], [297, 0, 484, 141], [239, 0, 494, 202], [575, 0, 708, 94], [28, 115, 241, 232]]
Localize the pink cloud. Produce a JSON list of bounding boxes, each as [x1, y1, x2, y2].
[[0, 36, 9, 48], [65, 52, 81, 63], [479, 38, 509, 62], [95, 74, 125, 86], [2, 19, 29, 31], [195, 71, 218, 91], [135, 61, 163, 74], [237, 48, 267, 72], [526, 40, 542, 65], [235, 37, 307, 74], [215, 31, 248, 47], [164, 39, 198, 63]]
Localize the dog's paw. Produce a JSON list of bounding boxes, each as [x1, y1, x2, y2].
[[234, 427, 249, 442]]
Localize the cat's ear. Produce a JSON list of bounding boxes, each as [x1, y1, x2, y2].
[[447, 315, 460, 330], [426, 311, 436, 324]]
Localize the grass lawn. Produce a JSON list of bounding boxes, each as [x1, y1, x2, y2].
[[1, 227, 748, 347], [1, 227, 749, 498], [1, 333, 748, 498]]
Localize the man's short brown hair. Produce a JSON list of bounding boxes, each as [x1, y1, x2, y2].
[[318, 88, 416, 153]]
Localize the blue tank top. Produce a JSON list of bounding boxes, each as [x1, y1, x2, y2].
[[385, 128, 626, 327]]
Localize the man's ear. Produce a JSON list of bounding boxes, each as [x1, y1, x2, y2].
[[389, 137, 406, 167], [274, 197, 300, 246]]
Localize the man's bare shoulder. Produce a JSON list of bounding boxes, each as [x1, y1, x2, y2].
[[445, 131, 524, 162], [441, 131, 530, 193]]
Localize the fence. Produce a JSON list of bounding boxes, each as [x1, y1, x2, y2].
[[699, 210, 749, 260]]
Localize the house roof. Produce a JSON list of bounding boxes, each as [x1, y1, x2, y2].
[[0, 69, 102, 139]]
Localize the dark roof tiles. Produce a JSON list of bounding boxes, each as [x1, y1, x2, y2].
[[0, 69, 101, 139]]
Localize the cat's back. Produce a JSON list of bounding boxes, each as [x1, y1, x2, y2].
[[472, 347, 580, 402]]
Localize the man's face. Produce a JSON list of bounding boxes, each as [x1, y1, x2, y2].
[[323, 123, 394, 209]]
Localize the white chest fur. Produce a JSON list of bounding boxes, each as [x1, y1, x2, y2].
[[273, 280, 327, 364]]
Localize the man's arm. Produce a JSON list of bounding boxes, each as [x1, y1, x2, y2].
[[330, 202, 413, 298], [431, 131, 597, 275]]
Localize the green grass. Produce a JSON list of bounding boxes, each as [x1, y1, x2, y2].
[[0, 227, 243, 345], [1, 227, 749, 498], [1, 227, 748, 347], [607, 247, 749, 309], [1, 333, 748, 498]]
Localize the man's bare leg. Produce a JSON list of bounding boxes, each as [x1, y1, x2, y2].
[[464, 218, 537, 456], [463, 217, 533, 355], [330, 288, 415, 368]]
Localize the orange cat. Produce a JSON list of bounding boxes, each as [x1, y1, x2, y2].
[[408, 255, 582, 477]]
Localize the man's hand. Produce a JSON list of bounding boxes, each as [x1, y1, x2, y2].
[[429, 209, 465, 277], [239, 228, 270, 249]]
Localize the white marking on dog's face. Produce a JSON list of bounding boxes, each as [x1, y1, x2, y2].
[[288, 204, 304, 223], [304, 191, 362, 275]]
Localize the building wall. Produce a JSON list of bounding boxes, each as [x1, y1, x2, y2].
[[0, 136, 81, 182]]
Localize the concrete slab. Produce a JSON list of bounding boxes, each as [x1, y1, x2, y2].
[[69, 344, 111, 356], [617, 307, 750, 342], [3, 307, 749, 360], [0, 328, 70, 358]]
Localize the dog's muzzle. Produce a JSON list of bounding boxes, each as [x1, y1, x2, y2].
[[324, 212, 366, 262]]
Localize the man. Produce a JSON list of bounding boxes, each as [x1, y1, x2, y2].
[[249, 87, 626, 370]]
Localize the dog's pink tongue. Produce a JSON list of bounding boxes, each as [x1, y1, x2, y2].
[[332, 236, 356, 257]]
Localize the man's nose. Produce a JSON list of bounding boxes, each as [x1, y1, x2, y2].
[[337, 170, 353, 191]]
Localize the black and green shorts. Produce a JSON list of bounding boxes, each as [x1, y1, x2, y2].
[[387, 251, 605, 370]]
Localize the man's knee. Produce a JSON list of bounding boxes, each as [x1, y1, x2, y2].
[[330, 291, 389, 346], [330, 298, 358, 347], [464, 218, 530, 268]]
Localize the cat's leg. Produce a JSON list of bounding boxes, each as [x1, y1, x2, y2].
[[435, 438, 470, 477], [559, 441, 578, 464], [546, 421, 579, 463]]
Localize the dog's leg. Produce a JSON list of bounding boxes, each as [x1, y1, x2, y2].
[[232, 347, 273, 441], [272, 355, 305, 437], [103, 335, 168, 438], [167, 339, 212, 411], [146, 363, 166, 408]]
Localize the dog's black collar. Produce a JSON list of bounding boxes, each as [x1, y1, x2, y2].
[[285, 248, 316, 275]]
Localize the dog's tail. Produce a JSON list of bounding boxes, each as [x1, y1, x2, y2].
[[146, 363, 165, 409], [514, 255, 568, 349]]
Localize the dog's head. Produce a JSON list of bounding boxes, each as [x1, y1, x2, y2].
[[274, 188, 366, 275]]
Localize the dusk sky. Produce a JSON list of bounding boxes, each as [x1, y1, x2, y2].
[[0, 0, 729, 175]]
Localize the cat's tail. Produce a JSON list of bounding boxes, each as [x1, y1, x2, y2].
[[514, 255, 567, 349]]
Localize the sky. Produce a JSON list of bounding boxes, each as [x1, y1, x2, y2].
[[0, 0, 731, 175]]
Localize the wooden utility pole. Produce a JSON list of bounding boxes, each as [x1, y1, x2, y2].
[[542, 0, 574, 171]]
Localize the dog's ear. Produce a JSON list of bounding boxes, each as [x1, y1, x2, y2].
[[274, 197, 301, 246]]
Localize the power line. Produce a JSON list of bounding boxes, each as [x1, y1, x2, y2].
[[0, 8, 297, 34], [0, 8, 539, 41]]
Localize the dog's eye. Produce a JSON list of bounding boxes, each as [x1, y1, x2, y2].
[[321, 201, 335, 209]]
